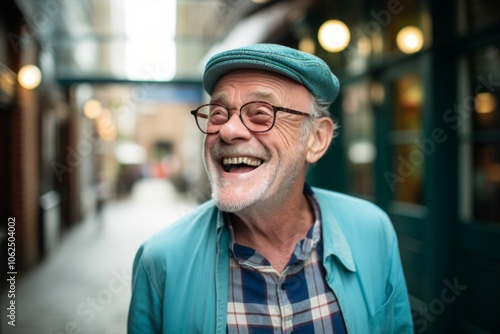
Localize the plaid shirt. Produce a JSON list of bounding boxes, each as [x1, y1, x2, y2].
[[226, 192, 347, 334]]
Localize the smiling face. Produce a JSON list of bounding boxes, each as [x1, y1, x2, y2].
[[203, 69, 314, 213]]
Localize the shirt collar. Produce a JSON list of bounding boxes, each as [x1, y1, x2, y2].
[[224, 186, 322, 266], [215, 184, 356, 272]]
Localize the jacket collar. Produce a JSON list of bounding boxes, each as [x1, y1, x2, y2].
[[213, 184, 357, 272], [307, 185, 357, 272]]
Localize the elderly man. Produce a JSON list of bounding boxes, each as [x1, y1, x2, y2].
[[128, 44, 413, 333]]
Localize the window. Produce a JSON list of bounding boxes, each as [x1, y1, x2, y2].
[[460, 47, 500, 223], [390, 74, 424, 205], [458, 0, 500, 35], [342, 81, 375, 197]]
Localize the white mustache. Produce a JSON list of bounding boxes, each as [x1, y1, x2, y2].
[[210, 142, 270, 161]]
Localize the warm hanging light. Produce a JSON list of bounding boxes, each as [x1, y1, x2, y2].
[[18, 64, 42, 89], [299, 37, 316, 55], [318, 20, 350, 52], [396, 26, 424, 54], [96, 108, 117, 141], [357, 37, 371, 57], [83, 99, 102, 119], [475, 92, 497, 114]]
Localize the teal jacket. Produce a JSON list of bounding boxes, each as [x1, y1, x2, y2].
[[128, 187, 413, 333]]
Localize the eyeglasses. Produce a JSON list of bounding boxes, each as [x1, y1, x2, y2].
[[191, 101, 311, 134]]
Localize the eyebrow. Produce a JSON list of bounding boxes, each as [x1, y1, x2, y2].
[[210, 91, 229, 105]]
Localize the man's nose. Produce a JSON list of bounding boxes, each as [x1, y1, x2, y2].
[[218, 113, 252, 143]]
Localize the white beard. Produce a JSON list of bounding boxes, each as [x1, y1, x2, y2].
[[203, 141, 306, 213]]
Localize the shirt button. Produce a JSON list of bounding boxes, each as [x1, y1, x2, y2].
[[281, 283, 287, 290]]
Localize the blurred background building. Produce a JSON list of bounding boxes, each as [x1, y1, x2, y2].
[[1, 0, 499, 333]]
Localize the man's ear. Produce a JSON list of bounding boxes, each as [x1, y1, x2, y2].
[[306, 117, 334, 164]]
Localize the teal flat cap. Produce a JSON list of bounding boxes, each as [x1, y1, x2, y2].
[[203, 44, 339, 104]]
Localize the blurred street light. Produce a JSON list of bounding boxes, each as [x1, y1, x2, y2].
[[318, 20, 350, 52]]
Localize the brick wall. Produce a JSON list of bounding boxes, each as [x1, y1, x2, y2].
[[11, 85, 40, 270], [9, 23, 42, 270]]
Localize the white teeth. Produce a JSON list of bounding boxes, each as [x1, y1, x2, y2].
[[222, 157, 263, 167]]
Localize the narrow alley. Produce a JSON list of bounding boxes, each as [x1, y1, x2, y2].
[[2, 179, 197, 334]]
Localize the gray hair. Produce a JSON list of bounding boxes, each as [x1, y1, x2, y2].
[[299, 94, 339, 141]]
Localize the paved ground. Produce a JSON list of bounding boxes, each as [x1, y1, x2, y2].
[[1, 179, 198, 334]]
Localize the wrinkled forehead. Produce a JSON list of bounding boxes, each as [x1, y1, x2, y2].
[[210, 69, 311, 105]]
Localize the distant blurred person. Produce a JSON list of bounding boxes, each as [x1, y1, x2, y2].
[[128, 44, 413, 333], [95, 175, 112, 225]]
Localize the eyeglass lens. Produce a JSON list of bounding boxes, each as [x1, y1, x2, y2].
[[195, 102, 275, 133]]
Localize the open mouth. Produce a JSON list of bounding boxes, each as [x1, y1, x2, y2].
[[222, 156, 263, 173]]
